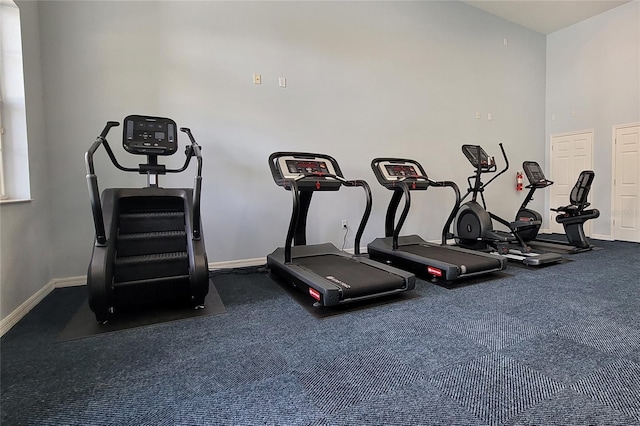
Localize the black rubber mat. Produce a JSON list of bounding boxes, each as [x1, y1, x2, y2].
[[57, 280, 226, 342]]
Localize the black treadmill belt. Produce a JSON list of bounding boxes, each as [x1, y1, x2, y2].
[[399, 244, 502, 274], [296, 254, 405, 299]]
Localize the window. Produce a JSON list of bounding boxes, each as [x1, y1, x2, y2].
[[0, 0, 31, 202]]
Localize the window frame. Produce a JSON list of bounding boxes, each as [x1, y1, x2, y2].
[[0, 89, 6, 199], [0, 0, 31, 203]]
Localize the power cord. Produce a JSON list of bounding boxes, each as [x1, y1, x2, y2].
[[341, 226, 349, 250]]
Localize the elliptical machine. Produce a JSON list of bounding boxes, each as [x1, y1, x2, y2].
[[85, 115, 209, 322], [515, 160, 599, 252], [454, 143, 562, 266]]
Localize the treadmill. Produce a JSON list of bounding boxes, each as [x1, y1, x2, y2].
[[367, 158, 507, 282], [267, 152, 415, 306]]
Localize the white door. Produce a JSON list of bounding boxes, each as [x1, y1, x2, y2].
[[613, 123, 640, 242], [549, 130, 594, 235]]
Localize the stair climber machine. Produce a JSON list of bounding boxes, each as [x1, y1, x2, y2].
[[85, 115, 209, 322], [367, 158, 507, 282], [515, 160, 599, 252], [267, 152, 415, 306], [454, 144, 563, 266]]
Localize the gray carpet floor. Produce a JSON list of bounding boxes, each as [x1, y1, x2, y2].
[[1, 239, 639, 425]]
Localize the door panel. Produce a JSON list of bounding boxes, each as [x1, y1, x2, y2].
[[550, 131, 594, 235], [613, 124, 640, 242]]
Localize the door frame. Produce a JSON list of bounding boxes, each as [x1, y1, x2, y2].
[[547, 129, 595, 235], [610, 122, 640, 241]]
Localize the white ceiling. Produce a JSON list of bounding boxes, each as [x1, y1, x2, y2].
[[463, 0, 631, 34]]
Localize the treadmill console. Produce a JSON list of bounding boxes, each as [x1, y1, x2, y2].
[[123, 115, 178, 156], [462, 145, 494, 171], [270, 153, 343, 191], [283, 159, 334, 178], [371, 158, 429, 190]]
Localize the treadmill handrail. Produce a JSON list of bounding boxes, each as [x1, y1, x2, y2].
[[392, 180, 411, 250], [342, 179, 372, 256], [387, 175, 461, 248], [431, 180, 462, 245], [280, 174, 373, 263]]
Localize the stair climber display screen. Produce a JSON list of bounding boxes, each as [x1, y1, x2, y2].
[[85, 115, 208, 323], [123, 115, 178, 155]]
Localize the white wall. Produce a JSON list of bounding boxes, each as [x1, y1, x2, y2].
[[35, 0, 546, 279], [546, 1, 640, 237], [0, 0, 52, 322]]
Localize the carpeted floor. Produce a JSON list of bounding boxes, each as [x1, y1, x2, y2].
[[1, 239, 639, 425]]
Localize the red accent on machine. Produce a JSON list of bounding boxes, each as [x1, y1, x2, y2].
[[427, 266, 443, 277], [309, 287, 321, 301]]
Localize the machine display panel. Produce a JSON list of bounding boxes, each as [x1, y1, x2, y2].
[[378, 160, 423, 182], [462, 145, 490, 169], [277, 156, 338, 179], [384, 164, 418, 178], [524, 162, 546, 183], [123, 115, 177, 155]]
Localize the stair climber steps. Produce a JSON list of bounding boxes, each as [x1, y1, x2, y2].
[[114, 251, 190, 283], [118, 211, 185, 234], [116, 230, 187, 257]]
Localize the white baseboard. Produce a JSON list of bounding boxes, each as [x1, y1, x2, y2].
[[0, 276, 91, 337], [54, 276, 86, 288], [209, 257, 266, 270], [0, 281, 55, 337], [0, 258, 266, 337], [591, 233, 614, 241]]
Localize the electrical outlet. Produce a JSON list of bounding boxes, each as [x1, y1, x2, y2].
[[341, 220, 348, 229]]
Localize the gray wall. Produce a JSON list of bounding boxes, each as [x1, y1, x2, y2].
[[0, 1, 51, 319], [37, 0, 546, 278], [546, 1, 640, 237], [3, 0, 550, 322]]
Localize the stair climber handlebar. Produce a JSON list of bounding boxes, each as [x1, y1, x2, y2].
[[85, 117, 205, 246], [85, 121, 120, 246], [179, 127, 203, 240]]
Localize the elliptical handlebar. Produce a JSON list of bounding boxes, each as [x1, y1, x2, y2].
[[485, 142, 510, 186]]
